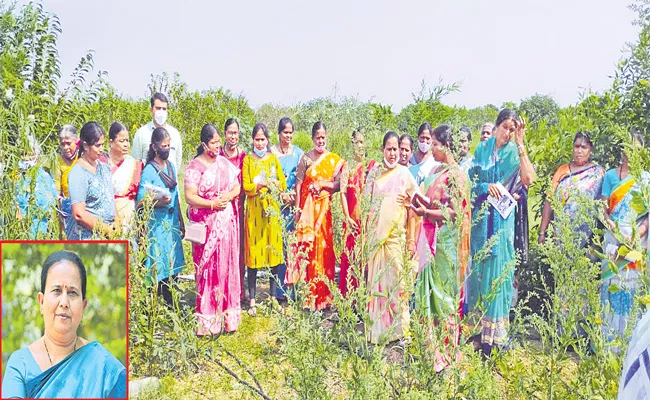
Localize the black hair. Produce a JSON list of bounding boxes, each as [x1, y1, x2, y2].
[[150, 92, 169, 107], [352, 128, 362, 140], [432, 124, 454, 151], [573, 131, 593, 148], [278, 117, 295, 134], [459, 125, 472, 142], [417, 123, 433, 138], [312, 121, 327, 139], [78, 122, 105, 156], [196, 124, 220, 157], [108, 122, 128, 141], [252, 122, 270, 151], [59, 124, 78, 140], [495, 108, 518, 127], [41, 250, 87, 300], [399, 134, 414, 151], [146, 127, 170, 163], [383, 131, 400, 148], [224, 118, 239, 133]]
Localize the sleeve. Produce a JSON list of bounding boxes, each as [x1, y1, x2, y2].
[[108, 368, 127, 398], [242, 156, 258, 197], [136, 165, 152, 202], [295, 155, 306, 183], [405, 170, 419, 197], [276, 156, 287, 192], [183, 161, 200, 189], [131, 128, 144, 162], [550, 165, 567, 194], [176, 131, 183, 173], [601, 170, 614, 198], [1, 351, 27, 398], [68, 167, 88, 205]]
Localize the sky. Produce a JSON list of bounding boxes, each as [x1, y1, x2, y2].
[[40, 0, 639, 111]]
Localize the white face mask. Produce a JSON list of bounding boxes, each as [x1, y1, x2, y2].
[[418, 141, 431, 153], [254, 147, 267, 158], [384, 157, 398, 169], [154, 109, 168, 126]]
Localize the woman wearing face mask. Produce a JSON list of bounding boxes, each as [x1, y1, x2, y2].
[[103, 122, 143, 232], [270, 117, 304, 300], [409, 123, 439, 185], [51, 125, 79, 237], [466, 109, 535, 355], [600, 133, 649, 349], [291, 121, 345, 311], [14, 135, 58, 238], [242, 123, 287, 315], [67, 122, 118, 240], [399, 134, 414, 167], [185, 124, 242, 335], [365, 131, 419, 344], [411, 125, 471, 371], [539, 132, 605, 246], [136, 127, 185, 306], [220, 118, 248, 302], [339, 129, 376, 297]]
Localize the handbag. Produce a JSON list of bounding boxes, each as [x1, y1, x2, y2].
[[184, 222, 207, 244]]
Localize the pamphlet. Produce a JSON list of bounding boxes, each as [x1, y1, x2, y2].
[[487, 182, 516, 219]]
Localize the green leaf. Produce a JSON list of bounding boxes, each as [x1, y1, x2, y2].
[[608, 283, 621, 293]]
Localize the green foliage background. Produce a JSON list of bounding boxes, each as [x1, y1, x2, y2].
[[1, 242, 127, 374]]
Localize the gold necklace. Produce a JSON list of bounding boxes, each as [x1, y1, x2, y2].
[[44, 337, 77, 366]]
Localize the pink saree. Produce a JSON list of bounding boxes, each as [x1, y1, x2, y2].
[[185, 157, 241, 335]]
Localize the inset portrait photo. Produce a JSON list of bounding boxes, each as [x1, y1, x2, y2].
[[1, 241, 128, 399]]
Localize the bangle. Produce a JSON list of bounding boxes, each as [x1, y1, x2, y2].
[[210, 200, 214, 210]]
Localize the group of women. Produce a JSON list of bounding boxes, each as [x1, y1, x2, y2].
[[13, 106, 644, 360]]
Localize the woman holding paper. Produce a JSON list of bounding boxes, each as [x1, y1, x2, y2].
[[185, 124, 242, 335], [136, 127, 185, 306], [365, 131, 419, 344], [242, 123, 287, 316], [466, 109, 535, 355], [411, 124, 470, 371]]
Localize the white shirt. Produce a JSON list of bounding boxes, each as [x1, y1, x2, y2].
[[131, 121, 183, 175]]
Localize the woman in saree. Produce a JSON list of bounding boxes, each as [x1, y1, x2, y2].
[[270, 117, 304, 300], [2, 250, 126, 398], [466, 109, 536, 355], [411, 125, 470, 371], [51, 125, 79, 238], [409, 123, 439, 185], [292, 121, 345, 311], [365, 131, 420, 344], [539, 132, 605, 246], [399, 134, 414, 167], [67, 122, 118, 240], [220, 118, 248, 302], [104, 122, 143, 232], [339, 130, 377, 297], [600, 134, 648, 348], [136, 127, 185, 307], [242, 123, 287, 316], [185, 124, 242, 335]]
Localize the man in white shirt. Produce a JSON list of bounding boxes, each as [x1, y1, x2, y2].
[[131, 92, 183, 174]]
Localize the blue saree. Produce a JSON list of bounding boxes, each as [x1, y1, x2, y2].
[[466, 137, 520, 349], [1, 342, 126, 398], [15, 167, 58, 238]]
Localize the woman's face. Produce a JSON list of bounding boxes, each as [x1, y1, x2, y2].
[[60, 136, 78, 159], [383, 136, 399, 165], [225, 123, 240, 148], [431, 136, 448, 162], [83, 135, 105, 162], [253, 130, 268, 151], [110, 130, 130, 156], [495, 118, 516, 146], [459, 133, 470, 157], [204, 133, 221, 157], [313, 128, 327, 153], [572, 137, 592, 166], [158, 137, 171, 154], [352, 133, 365, 157], [418, 130, 432, 148], [38, 261, 87, 338], [399, 138, 412, 165], [280, 123, 293, 145]]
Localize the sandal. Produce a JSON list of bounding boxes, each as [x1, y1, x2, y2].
[[248, 306, 257, 317]]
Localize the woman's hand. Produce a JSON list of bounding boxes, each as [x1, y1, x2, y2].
[[407, 240, 416, 257], [515, 116, 526, 145], [412, 203, 426, 218], [538, 232, 546, 244], [488, 184, 502, 199], [155, 194, 172, 207], [396, 193, 411, 208], [309, 181, 321, 196], [282, 192, 295, 205], [345, 216, 359, 233], [211, 195, 229, 210]]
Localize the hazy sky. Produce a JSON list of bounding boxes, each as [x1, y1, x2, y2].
[[41, 0, 639, 111]]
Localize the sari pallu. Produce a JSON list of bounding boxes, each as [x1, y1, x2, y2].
[[601, 173, 648, 346], [109, 155, 143, 231], [185, 157, 241, 334], [291, 152, 345, 311], [339, 160, 377, 297], [466, 137, 520, 349]]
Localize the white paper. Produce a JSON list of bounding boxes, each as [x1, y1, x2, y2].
[[487, 182, 516, 219], [142, 183, 170, 201]]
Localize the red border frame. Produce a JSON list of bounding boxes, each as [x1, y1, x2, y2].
[[0, 240, 130, 400]]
